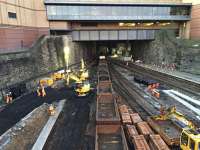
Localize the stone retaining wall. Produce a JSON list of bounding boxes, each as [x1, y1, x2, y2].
[[0, 35, 96, 91]]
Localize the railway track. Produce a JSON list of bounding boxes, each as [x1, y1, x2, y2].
[[109, 64, 182, 150], [96, 59, 179, 150], [109, 64, 157, 120], [111, 60, 200, 127], [111, 59, 200, 95]]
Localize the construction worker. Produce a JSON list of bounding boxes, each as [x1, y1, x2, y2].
[[159, 104, 165, 117], [5, 92, 13, 104], [37, 84, 46, 97], [147, 84, 152, 91], [48, 104, 55, 116], [131, 54, 135, 62]]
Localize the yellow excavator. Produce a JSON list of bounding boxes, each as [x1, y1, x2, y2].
[[65, 59, 90, 97], [155, 106, 200, 150]]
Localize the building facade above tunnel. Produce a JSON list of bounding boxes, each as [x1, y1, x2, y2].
[[0, 0, 199, 52], [45, 2, 191, 21], [44, 0, 192, 40]]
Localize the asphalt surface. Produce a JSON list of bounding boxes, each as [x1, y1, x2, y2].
[[0, 87, 70, 136], [44, 92, 95, 150]]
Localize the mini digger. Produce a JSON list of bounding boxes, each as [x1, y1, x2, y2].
[[65, 59, 91, 97]]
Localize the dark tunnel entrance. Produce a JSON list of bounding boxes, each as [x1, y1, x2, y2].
[[95, 40, 152, 62], [75, 40, 152, 63]]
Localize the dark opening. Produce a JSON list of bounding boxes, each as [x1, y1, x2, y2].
[[80, 22, 98, 27], [8, 12, 17, 19]]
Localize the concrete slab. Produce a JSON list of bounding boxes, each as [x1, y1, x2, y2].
[[0, 103, 49, 150], [32, 99, 66, 150]]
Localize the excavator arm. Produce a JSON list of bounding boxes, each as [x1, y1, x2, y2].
[[155, 106, 197, 130], [68, 73, 81, 83]]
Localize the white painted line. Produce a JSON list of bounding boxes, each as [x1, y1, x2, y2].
[[170, 90, 200, 107], [163, 90, 200, 116], [32, 99, 66, 150]]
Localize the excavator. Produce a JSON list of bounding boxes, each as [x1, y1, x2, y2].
[[154, 106, 200, 150], [65, 59, 90, 97]]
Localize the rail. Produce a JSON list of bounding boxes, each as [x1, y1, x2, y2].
[[109, 64, 156, 120], [111, 59, 200, 95]]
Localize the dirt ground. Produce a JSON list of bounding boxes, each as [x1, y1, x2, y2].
[[43, 92, 96, 150], [0, 65, 97, 149], [0, 87, 71, 136], [1, 104, 49, 150]]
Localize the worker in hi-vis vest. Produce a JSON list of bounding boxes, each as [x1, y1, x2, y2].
[[5, 92, 13, 104], [37, 83, 46, 97]]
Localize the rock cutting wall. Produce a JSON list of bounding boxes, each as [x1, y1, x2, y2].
[[0, 35, 96, 91], [131, 30, 200, 75]]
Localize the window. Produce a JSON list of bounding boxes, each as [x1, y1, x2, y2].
[[190, 139, 195, 150], [80, 22, 97, 27], [170, 6, 190, 16], [181, 133, 188, 146], [8, 12, 16, 19]]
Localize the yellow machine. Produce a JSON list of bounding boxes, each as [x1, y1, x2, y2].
[[51, 70, 65, 81], [65, 59, 90, 97], [79, 59, 89, 80], [39, 78, 54, 87], [155, 106, 200, 150], [74, 80, 90, 97], [180, 128, 200, 150], [155, 106, 195, 129]]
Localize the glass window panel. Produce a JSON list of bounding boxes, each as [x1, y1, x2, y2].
[[69, 6, 79, 15], [170, 6, 177, 15], [99, 6, 106, 16], [133, 7, 138, 16], [46, 5, 190, 20], [138, 6, 143, 16], [127, 6, 132, 16], [157, 7, 162, 16], [120, 6, 127, 16], [142, 7, 149, 16], [47, 6, 56, 15], [166, 7, 170, 16], [104, 6, 110, 16], [91, 6, 103, 16], [111, 6, 118, 16], [62, 6, 68, 15], [83, 6, 91, 16], [56, 6, 62, 15], [161, 7, 166, 16]]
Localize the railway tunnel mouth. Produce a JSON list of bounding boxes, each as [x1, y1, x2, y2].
[[72, 40, 153, 63], [71, 29, 188, 68]]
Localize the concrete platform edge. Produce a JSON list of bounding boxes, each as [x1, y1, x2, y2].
[[31, 99, 66, 150]]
